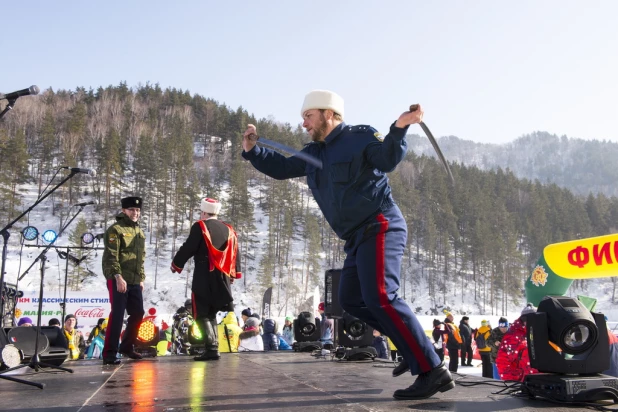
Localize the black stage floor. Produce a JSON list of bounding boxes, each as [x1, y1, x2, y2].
[[0, 352, 582, 411]]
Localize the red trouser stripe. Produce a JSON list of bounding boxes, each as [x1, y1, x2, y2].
[[191, 292, 197, 318], [375, 214, 432, 373], [103, 278, 114, 353]]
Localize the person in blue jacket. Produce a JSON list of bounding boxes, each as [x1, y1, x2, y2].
[[372, 329, 388, 359], [242, 90, 453, 400]]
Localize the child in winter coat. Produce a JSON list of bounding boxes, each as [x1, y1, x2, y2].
[[262, 319, 279, 351], [238, 317, 264, 352], [281, 316, 294, 346], [371, 329, 388, 359]]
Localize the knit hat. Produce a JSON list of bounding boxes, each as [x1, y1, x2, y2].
[[481, 320, 487, 326], [433, 319, 441, 327], [245, 317, 259, 329], [521, 303, 537, 316], [48, 318, 61, 327], [241, 308, 252, 317], [121, 196, 142, 209], [17, 317, 33, 326], [300, 90, 344, 119], [498, 317, 509, 328], [461, 316, 469, 321], [318, 302, 325, 311], [64, 314, 76, 323], [445, 312, 453, 318], [285, 316, 293, 322], [201, 198, 221, 215]]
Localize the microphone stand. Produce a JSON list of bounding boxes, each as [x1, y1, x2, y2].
[[0, 98, 18, 121], [0, 171, 79, 388], [0, 206, 86, 387]]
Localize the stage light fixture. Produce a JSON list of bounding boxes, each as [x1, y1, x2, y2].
[[42, 229, 58, 243], [0, 344, 23, 369], [336, 312, 377, 360], [188, 322, 203, 344], [292, 312, 322, 352], [21, 226, 39, 241], [135, 320, 159, 357], [81, 233, 95, 245], [524, 296, 618, 403]]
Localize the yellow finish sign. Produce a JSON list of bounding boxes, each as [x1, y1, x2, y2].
[[544, 233, 618, 279]]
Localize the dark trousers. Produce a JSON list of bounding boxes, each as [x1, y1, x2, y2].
[[339, 205, 440, 376], [103, 279, 144, 359], [461, 341, 473, 365], [434, 347, 444, 362], [480, 352, 493, 378], [192, 291, 219, 352], [447, 346, 459, 372]]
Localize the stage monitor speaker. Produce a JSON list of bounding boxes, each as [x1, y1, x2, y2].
[[7, 327, 49, 361], [324, 269, 343, 318], [5, 327, 69, 366], [39, 326, 68, 349]]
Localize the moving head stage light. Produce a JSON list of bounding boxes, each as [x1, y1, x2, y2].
[[292, 312, 322, 352], [524, 296, 618, 404], [335, 312, 377, 361]]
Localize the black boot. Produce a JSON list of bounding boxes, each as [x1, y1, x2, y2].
[[194, 318, 220, 361], [393, 362, 454, 400], [392, 358, 410, 377]]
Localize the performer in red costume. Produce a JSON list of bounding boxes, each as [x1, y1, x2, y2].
[[171, 198, 241, 361]]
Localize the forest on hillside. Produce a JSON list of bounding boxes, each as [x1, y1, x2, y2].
[[1, 82, 617, 316]]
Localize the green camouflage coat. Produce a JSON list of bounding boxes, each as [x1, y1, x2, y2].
[[102, 212, 146, 285]]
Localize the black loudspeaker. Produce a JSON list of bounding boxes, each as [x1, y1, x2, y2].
[[39, 326, 70, 366], [7, 327, 49, 361], [6, 327, 69, 366], [324, 269, 343, 318]]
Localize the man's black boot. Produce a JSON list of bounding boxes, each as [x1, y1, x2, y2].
[[392, 358, 410, 377], [393, 361, 454, 400], [194, 318, 220, 361]]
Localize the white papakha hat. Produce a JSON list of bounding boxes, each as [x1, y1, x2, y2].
[[201, 198, 221, 214], [300, 90, 344, 119]]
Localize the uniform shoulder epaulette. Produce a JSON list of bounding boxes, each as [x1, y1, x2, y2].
[[348, 124, 384, 141], [348, 124, 378, 134]]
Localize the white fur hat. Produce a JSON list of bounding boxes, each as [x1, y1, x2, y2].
[[201, 198, 221, 215], [300, 90, 344, 119]]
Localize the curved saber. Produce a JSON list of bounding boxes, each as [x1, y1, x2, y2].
[[249, 135, 323, 169], [410, 105, 455, 186]]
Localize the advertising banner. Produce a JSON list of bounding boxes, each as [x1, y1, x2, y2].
[[14, 291, 110, 339]]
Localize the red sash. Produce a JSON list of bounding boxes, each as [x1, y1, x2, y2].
[[198, 220, 238, 278]]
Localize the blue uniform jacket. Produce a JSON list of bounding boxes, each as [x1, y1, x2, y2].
[[242, 122, 409, 240]]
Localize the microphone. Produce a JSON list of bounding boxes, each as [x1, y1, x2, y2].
[[0, 85, 40, 101], [74, 200, 96, 207], [61, 167, 97, 177]]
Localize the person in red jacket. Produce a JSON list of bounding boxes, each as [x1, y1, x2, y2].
[[495, 303, 538, 381]]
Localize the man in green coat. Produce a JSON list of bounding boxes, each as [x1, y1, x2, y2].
[[101, 196, 146, 365]]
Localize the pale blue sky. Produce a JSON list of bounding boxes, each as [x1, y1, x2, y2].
[[2, 1, 617, 144]]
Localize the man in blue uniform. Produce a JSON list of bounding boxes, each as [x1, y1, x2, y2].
[[241, 90, 454, 399]]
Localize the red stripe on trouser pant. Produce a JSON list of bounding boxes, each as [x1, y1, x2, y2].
[[192, 292, 197, 318], [102, 278, 114, 355], [374, 213, 432, 373]]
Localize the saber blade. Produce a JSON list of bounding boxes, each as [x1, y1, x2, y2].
[[409, 105, 455, 186], [252, 135, 323, 169]]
